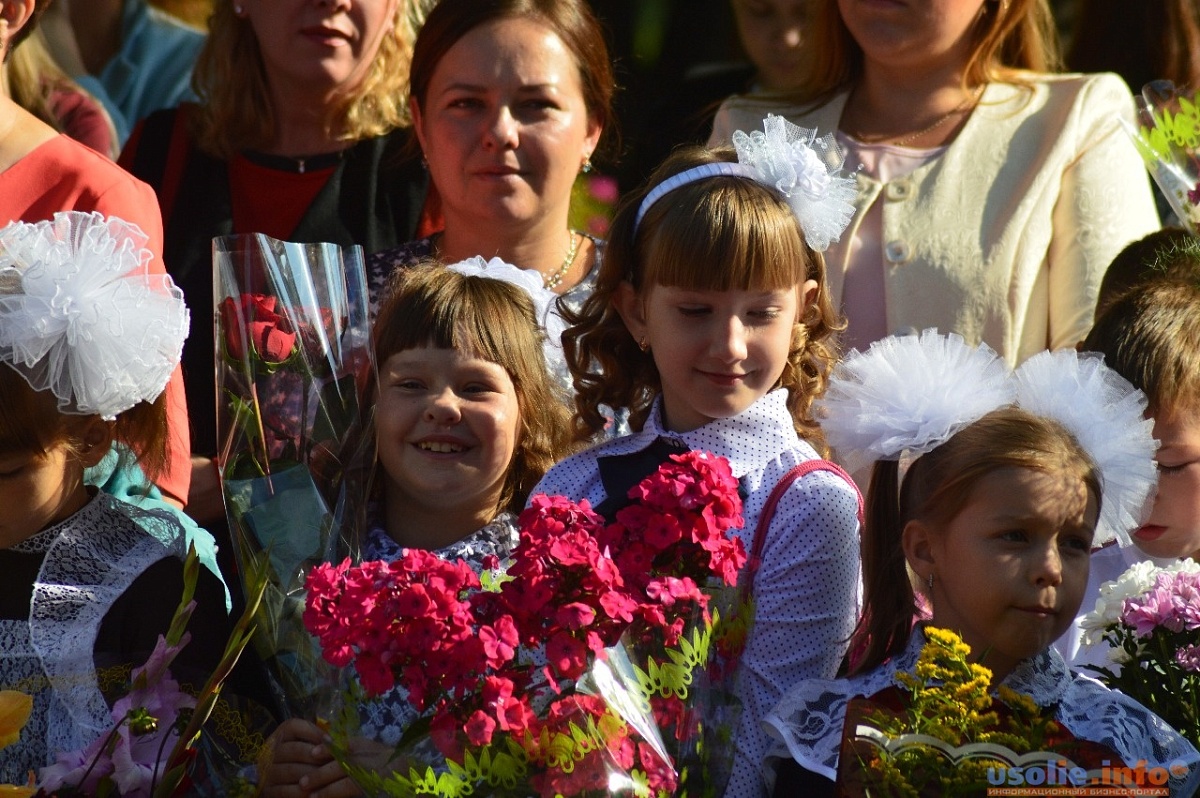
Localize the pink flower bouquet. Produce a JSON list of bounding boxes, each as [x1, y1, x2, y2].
[[215, 234, 375, 719], [1079, 559, 1200, 747], [303, 450, 751, 797]]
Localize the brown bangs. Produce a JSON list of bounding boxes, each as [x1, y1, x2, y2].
[[374, 262, 546, 394], [636, 177, 813, 293]]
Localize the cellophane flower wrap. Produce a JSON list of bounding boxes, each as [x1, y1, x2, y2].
[[1121, 80, 1200, 235], [1079, 559, 1200, 748], [837, 629, 1101, 798], [214, 234, 373, 719], [302, 450, 750, 796]]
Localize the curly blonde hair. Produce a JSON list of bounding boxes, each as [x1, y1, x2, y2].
[[190, 0, 431, 158], [562, 145, 843, 452]]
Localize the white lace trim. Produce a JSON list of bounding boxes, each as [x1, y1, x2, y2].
[[763, 628, 1200, 792], [24, 493, 184, 755]]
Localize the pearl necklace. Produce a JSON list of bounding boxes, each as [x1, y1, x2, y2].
[[543, 231, 580, 291], [851, 87, 984, 148]]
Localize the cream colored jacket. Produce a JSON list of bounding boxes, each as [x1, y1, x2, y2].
[[710, 73, 1160, 365]]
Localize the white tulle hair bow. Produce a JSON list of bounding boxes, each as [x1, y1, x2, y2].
[[0, 211, 189, 420], [445, 256, 568, 357], [1013, 350, 1157, 547], [635, 114, 857, 252], [816, 329, 1016, 475], [818, 329, 1158, 547]]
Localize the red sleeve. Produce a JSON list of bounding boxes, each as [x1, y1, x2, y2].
[[87, 176, 192, 504]]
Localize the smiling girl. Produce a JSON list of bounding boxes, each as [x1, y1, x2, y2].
[[261, 260, 575, 797]]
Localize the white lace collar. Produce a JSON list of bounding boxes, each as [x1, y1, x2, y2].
[[583, 390, 804, 479], [763, 627, 1200, 791], [8, 491, 107, 553], [29, 493, 183, 749]]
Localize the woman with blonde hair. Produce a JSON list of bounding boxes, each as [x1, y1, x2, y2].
[[711, 0, 1160, 364], [120, 0, 433, 527]]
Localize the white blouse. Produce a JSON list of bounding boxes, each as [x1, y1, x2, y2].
[[531, 389, 862, 798]]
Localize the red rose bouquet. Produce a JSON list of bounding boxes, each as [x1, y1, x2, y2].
[[214, 234, 374, 719], [303, 450, 750, 796]]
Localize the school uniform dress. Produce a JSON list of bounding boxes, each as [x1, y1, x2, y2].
[[532, 389, 862, 798], [764, 626, 1200, 796], [0, 492, 228, 782]]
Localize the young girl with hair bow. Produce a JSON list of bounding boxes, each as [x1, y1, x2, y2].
[[0, 211, 229, 783], [534, 114, 862, 798], [763, 330, 1200, 795]]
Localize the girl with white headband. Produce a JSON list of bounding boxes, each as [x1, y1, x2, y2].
[[763, 330, 1199, 795], [533, 115, 860, 798]]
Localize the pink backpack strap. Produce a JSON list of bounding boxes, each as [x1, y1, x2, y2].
[[742, 459, 863, 601]]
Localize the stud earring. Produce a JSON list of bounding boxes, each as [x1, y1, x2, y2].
[[233, 3, 245, 16], [637, 336, 649, 352]]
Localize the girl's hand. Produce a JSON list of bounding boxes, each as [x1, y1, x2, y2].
[[260, 718, 363, 798]]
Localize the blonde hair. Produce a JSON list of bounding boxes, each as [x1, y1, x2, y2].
[[563, 145, 843, 449], [373, 263, 576, 513], [789, 0, 1060, 108], [190, 0, 429, 158]]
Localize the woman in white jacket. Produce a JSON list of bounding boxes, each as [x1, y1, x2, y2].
[[710, 0, 1159, 363]]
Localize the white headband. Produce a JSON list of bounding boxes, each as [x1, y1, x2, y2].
[[0, 211, 189, 420], [634, 114, 857, 252], [634, 163, 758, 229], [818, 330, 1157, 547]]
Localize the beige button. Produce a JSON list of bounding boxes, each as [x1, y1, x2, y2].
[[884, 179, 914, 201], [885, 240, 912, 264]]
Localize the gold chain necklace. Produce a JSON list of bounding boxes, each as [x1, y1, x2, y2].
[[543, 231, 580, 291], [852, 87, 984, 148]]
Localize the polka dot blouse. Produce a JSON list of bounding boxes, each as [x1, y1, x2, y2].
[[531, 389, 862, 798]]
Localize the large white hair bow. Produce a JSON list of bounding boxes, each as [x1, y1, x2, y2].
[[635, 114, 857, 252], [0, 211, 189, 420], [819, 330, 1158, 546], [731, 114, 858, 252]]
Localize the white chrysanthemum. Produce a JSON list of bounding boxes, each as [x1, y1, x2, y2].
[[816, 329, 1016, 474], [1014, 350, 1157, 547], [1079, 560, 1188, 645]]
